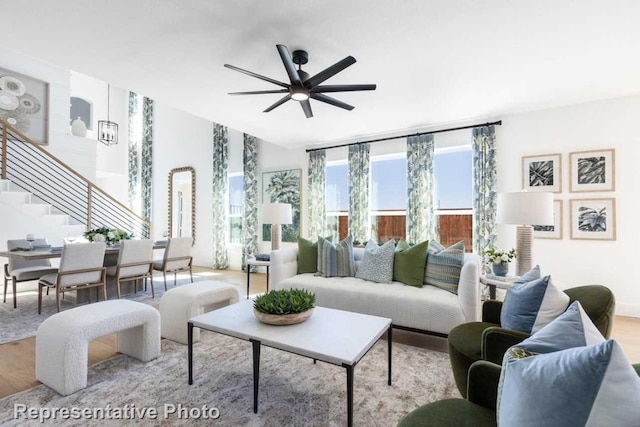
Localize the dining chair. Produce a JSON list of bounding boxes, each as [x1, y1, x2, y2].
[[106, 239, 155, 298], [38, 242, 107, 314], [4, 238, 58, 308], [152, 237, 193, 291]]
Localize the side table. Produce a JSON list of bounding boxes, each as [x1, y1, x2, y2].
[[246, 259, 270, 299], [480, 275, 518, 300]]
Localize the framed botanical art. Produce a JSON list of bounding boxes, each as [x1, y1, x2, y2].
[[0, 66, 49, 145], [569, 149, 615, 192], [570, 198, 616, 241], [534, 200, 562, 239], [262, 168, 301, 242], [522, 153, 561, 193]]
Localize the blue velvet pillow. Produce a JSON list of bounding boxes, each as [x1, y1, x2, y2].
[[501, 275, 569, 334]]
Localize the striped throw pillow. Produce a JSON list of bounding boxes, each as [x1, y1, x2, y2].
[[424, 240, 464, 294], [316, 236, 355, 278]]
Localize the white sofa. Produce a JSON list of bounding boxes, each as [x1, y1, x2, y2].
[[271, 247, 482, 336]]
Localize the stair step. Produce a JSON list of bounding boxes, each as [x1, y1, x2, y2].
[[0, 179, 9, 192], [41, 214, 70, 226], [21, 203, 51, 216], [0, 191, 30, 204]]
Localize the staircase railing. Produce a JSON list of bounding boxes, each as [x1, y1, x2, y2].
[[0, 120, 150, 238]]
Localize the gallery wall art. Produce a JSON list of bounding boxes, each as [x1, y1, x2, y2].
[[570, 198, 616, 241], [569, 149, 615, 192], [0, 67, 48, 144], [522, 153, 561, 193], [262, 168, 301, 242]]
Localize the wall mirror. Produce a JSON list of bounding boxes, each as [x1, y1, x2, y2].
[[168, 166, 196, 244]]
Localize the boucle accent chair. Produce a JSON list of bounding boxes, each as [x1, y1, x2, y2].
[[35, 300, 161, 395], [4, 238, 58, 308], [447, 284, 615, 397], [397, 361, 640, 427]]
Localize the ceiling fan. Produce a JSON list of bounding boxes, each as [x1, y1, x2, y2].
[[224, 44, 376, 118]]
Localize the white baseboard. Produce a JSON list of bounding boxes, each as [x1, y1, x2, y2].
[[615, 302, 640, 318]]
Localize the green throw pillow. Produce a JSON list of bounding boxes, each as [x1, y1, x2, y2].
[[297, 237, 318, 274], [393, 240, 429, 287], [424, 240, 465, 294]]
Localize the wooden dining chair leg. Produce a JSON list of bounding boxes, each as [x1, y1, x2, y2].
[[56, 287, 61, 312], [38, 283, 43, 314], [163, 272, 168, 291], [12, 278, 17, 308], [150, 275, 155, 298], [3, 276, 7, 303], [117, 279, 122, 299], [102, 284, 107, 302], [189, 268, 193, 283]]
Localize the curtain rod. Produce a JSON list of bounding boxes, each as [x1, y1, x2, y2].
[[305, 120, 502, 153]]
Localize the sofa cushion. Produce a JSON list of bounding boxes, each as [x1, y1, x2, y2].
[[297, 237, 318, 274], [355, 239, 395, 283], [499, 340, 640, 427], [393, 240, 429, 287], [500, 275, 569, 334], [425, 240, 465, 294], [317, 236, 355, 278]]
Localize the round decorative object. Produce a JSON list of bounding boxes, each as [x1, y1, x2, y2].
[[253, 308, 314, 326], [0, 76, 26, 96], [71, 117, 88, 137], [0, 110, 30, 132], [0, 90, 19, 110], [17, 93, 41, 114], [492, 262, 509, 277]]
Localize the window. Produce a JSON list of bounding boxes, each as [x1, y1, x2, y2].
[[229, 173, 244, 245], [434, 147, 473, 250], [325, 162, 348, 240], [370, 155, 407, 242]]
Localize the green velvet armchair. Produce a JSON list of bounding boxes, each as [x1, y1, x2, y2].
[[397, 360, 640, 427], [447, 284, 615, 397]]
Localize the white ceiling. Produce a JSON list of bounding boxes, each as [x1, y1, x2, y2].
[[2, 0, 640, 149]]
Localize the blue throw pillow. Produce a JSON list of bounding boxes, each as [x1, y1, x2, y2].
[[424, 240, 464, 294], [316, 236, 355, 278], [513, 264, 541, 284], [355, 239, 395, 283], [499, 340, 640, 426], [501, 275, 569, 334]]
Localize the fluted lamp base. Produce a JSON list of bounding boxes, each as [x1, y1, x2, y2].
[[271, 224, 282, 251], [516, 225, 533, 276]]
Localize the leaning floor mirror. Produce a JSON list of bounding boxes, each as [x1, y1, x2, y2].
[[168, 166, 196, 244]]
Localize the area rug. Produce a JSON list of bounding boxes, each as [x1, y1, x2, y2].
[[0, 274, 244, 344], [0, 331, 458, 426]]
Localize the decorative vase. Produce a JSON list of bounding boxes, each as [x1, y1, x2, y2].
[[492, 262, 509, 277], [253, 308, 314, 326], [71, 117, 87, 137]]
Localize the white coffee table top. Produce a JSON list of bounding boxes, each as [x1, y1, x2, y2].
[[189, 299, 391, 366]]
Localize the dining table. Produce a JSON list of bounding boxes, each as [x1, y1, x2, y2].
[[0, 241, 168, 304]]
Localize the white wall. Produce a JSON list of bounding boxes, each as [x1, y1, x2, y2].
[[495, 95, 640, 317]]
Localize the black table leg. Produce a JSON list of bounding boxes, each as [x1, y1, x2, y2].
[[266, 265, 269, 292], [388, 325, 392, 385], [344, 363, 354, 427], [251, 339, 261, 413], [489, 284, 496, 300], [246, 264, 250, 299], [188, 322, 194, 385]]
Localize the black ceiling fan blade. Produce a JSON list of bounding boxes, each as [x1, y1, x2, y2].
[[312, 84, 377, 93], [310, 93, 354, 111], [300, 99, 313, 118], [229, 89, 290, 95], [276, 44, 302, 86], [224, 64, 289, 88], [305, 56, 356, 88], [263, 95, 291, 112]]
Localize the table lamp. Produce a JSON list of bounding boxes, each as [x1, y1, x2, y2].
[[262, 203, 292, 251], [497, 192, 554, 276]]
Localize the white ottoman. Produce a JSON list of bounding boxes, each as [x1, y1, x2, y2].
[[36, 300, 161, 396], [159, 280, 240, 344]]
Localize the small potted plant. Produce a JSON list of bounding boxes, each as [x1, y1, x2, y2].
[[253, 288, 316, 325], [484, 247, 517, 276]]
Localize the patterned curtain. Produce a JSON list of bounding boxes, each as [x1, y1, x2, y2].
[[406, 134, 437, 244], [348, 143, 370, 243], [472, 125, 497, 254], [127, 92, 139, 210], [212, 123, 229, 269], [242, 134, 259, 271], [140, 96, 153, 237], [307, 150, 327, 238]]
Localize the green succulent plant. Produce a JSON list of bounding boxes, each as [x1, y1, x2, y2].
[[253, 289, 316, 315]]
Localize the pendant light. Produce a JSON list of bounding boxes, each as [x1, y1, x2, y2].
[[98, 83, 118, 145]]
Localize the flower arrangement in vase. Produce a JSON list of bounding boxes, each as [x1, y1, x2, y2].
[[484, 247, 517, 276], [83, 226, 133, 245]]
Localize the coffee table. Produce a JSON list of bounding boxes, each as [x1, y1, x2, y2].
[[188, 299, 392, 427]]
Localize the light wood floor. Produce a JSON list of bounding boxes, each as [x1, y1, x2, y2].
[[1, 267, 638, 398]]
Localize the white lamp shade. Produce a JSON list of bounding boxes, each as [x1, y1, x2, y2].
[[262, 203, 292, 225], [497, 192, 554, 226]]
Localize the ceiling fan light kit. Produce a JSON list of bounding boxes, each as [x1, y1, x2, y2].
[[224, 44, 376, 118]]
